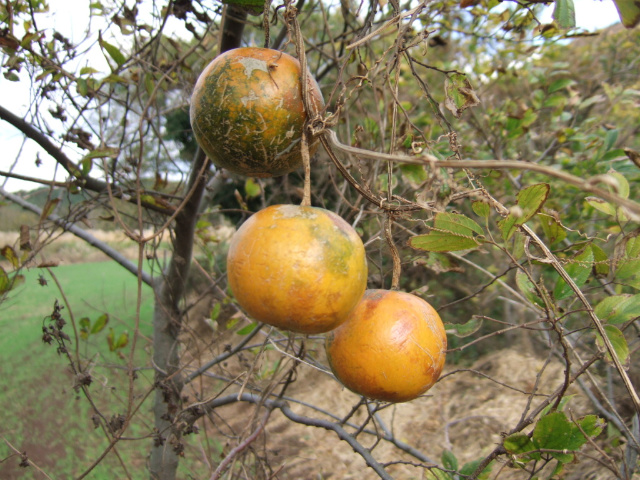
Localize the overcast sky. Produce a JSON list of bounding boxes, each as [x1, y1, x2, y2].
[[0, 0, 624, 193]]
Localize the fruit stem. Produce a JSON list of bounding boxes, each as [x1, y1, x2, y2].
[[385, 214, 401, 290], [301, 131, 312, 206]]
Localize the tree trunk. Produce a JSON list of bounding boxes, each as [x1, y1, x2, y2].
[[149, 148, 207, 479], [148, 8, 247, 478]]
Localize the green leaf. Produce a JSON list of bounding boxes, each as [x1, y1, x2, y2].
[[606, 171, 629, 198], [103, 73, 129, 84], [595, 294, 640, 324], [99, 34, 126, 67], [443, 73, 480, 118], [434, 212, 484, 236], [3, 71, 20, 82], [79, 317, 90, 339], [76, 78, 88, 97], [533, 411, 583, 463], [225, 317, 240, 330], [586, 197, 616, 216], [236, 322, 258, 335], [210, 302, 222, 322], [81, 158, 93, 176], [91, 313, 109, 334], [0, 267, 8, 295], [9, 274, 24, 291], [578, 415, 606, 438], [604, 129, 619, 152], [144, 73, 155, 96], [459, 459, 493, 479], [553, 0, 576, 29], [499, 184, 550, 241], [79, 66, 99, 75], [591, 244, 610, 277], [511, 231, 526, 261], [615, 259, 640, 289], [612, 0, 640, 28], [1, 246, 20, 268], [516, 270, 545, 308], [553, 245, 594, 301], [115, 331, 129, 350], [550, 461, 565, 477], [445, 317, 483, 338], [81, 147, 119, 162], [540, 395, 575, 417], [140, 194, 157, 206], [220, 0, 265, 15], [107, 328, 115, 351], [596, 325, 630, 367], [409, 231, 479, 253], [424, 469, 452, 480], [472, 201, 490, 219], [244, 178, 261, 199], [601, 148, 626, 161], [543, 94, 566, 108], [548, 78, 575, 93], [441, 450, 458, 471], [503, 433, 537, 456], [409, 213, 483, 252], [538, 212, 566, 246], [625, 235, 640, 258], [400, 164, 428, 185]]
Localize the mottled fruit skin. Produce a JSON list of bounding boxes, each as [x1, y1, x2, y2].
[[226, 205, 368, 334], [190, 47, 324, 177], [326, 290, 447, 403]]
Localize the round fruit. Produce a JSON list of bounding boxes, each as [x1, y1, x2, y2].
[[190, 47, 325, 178], [226, 204, 367, 334], [325, 289, 447, 403]]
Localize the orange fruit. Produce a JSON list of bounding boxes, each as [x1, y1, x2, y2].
[[190, 47, 324, 177], [226, 204, 367, 334], [325, 289, 447, 403]]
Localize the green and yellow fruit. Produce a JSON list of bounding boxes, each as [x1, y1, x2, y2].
[[190, 47, 324, 177]]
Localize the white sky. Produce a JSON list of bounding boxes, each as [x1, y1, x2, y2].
[[0, 0, 624, 193]]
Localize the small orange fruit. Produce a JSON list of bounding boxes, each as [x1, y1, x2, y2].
[[325, 289, 447, 403], [226, 205, 367, 334], [190, 47, 324, 177]]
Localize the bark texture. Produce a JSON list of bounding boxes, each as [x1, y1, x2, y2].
[[148, 10, 247, 477]]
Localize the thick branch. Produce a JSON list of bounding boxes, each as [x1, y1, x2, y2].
[[0, 187, 153, 286], [0, 104, 173, 216]]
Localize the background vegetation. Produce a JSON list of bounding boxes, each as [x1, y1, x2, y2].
[[0, 0, 639, 479]]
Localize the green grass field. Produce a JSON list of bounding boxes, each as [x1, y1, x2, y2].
[[0, 261, 158, 479]]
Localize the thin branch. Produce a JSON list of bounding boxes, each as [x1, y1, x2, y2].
[[181, 392, 394, 480], [523, 224, 640, 416], [0, 187, 153, 286], [183, 323, 263, 385]]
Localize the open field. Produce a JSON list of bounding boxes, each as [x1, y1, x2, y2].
[[0, 260, 156, 479]]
